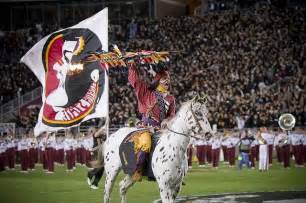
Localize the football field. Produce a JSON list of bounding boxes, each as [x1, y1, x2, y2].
[[0, 162, 306, 203]]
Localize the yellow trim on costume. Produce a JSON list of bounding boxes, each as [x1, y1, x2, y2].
[[132, 131, 152, 153], [156, 84, 168, 93]]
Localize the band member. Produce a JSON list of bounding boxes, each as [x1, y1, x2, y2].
[[194, 137, 207, 167], [6, 133, 16, 170], [266, 129, 275, 165], [18, 134, 29, 173], [187, 138, 195, 169], [206, 136, 212, 164], [0, 137, 7, 171], [212, 134, 221, 168], [274, 129, 286, 164], [279, 131, 290, 168], [226, 131, 240, 167], [221, 134, 228, 163], [64, 132, 74, 172], [55, 136, 65, 165], [257, 128, 269, 171], [27, 131, 37, 171], [127, 60, 176, 181], [45, 132, 56, 173]]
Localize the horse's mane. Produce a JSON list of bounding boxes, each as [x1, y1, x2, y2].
[[166, 100, 192, 128]]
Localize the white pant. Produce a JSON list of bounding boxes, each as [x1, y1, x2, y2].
[[259, 144, 269, 170]]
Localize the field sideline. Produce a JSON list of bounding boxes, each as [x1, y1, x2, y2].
[[0, 162, 306, 203]]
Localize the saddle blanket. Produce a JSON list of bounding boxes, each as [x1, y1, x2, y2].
[[119, 129, 160, 179]]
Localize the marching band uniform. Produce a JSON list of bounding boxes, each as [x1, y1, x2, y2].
[[0, 140, 7, 171], [194, 138, 207, 166], [221, 136, 228, 163], [266, 132, 274, 165], [128, 61, 176, 181], [250, 139, 258, 168], [187, 138, 195, 168], [76, 137, 82, 165], [206, 137, 212, 164], [226, 134, 240, 166], [38, 137, 47, 170], [28, 136, 37, 170], [297, 133, 304, 166], [64, 137, 74, 171], [258, 132, 269, 171], [291, 133, 302, 167], [46, 134, 56, 173], [80, 137, 86, 166], [211, 136, 221, 168], [72, 138, 77, 169], [294, 132, 304, 166], [18, 137, 29, 172], [6, 137, 16, 169], [274, 133, 284, 163], [55, 137, 64, 165]]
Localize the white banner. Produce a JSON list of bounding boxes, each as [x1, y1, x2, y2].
[[21, 8, 109, 136]]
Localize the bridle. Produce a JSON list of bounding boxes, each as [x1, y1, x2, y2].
[[166, 101, 207, 141]]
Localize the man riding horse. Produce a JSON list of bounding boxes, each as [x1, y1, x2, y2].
[[127, 60, 176, 181]]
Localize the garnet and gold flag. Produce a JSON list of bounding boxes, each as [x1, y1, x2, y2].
[[21, 8, 108, 136]]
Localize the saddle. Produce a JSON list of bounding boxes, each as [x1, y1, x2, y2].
[[119, 129, 160, 180]]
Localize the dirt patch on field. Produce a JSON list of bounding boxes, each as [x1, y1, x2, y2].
[[154, 191, 306, 203]]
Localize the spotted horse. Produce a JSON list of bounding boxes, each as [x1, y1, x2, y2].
[[102, 95, 213, 203]]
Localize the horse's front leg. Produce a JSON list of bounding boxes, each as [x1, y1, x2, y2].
[[119, 175, 135, 203]]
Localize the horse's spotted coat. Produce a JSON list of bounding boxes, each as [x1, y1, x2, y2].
[[102, 99, 213, 203]]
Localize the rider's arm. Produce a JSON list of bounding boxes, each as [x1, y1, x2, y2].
[[128, 61, 154, 110], [167, 97, 176, 119]]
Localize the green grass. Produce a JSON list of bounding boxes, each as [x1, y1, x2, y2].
[[0, 161, 306, 203]]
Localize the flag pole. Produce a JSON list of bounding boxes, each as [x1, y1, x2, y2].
[[105, 8, 110, 138]]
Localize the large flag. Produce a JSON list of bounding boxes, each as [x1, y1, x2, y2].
[[21, 8, 108, 136]]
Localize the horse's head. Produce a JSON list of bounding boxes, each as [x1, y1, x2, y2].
[[186, 93, 213, 137]]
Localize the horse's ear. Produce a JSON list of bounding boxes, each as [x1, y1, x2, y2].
[[193, 93, 207, 104]]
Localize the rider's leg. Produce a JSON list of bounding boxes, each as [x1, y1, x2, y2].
[[132, 131, 152, 181], [91, 166, 104, 186]]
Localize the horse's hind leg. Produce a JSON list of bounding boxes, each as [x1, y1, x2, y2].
[[159, 186, 175, 203], [119, 175, 135, 203], [172, 183, 181, 200], [103, 167, 120, 203]]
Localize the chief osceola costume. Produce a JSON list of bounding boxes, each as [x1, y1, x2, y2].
[[128, 61, 176, 181]]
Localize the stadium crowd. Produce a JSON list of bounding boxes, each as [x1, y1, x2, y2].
[[1, 3, 305, 129], [110, 3, 306, 128]]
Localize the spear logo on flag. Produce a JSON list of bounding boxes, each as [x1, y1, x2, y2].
[[21, 8, 108, 136]]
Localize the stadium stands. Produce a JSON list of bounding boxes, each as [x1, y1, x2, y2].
[[0, 3, 305, 129]]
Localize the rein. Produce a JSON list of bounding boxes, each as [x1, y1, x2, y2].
[[165, 103, 207, 141], [166, 127, 206, 140]]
